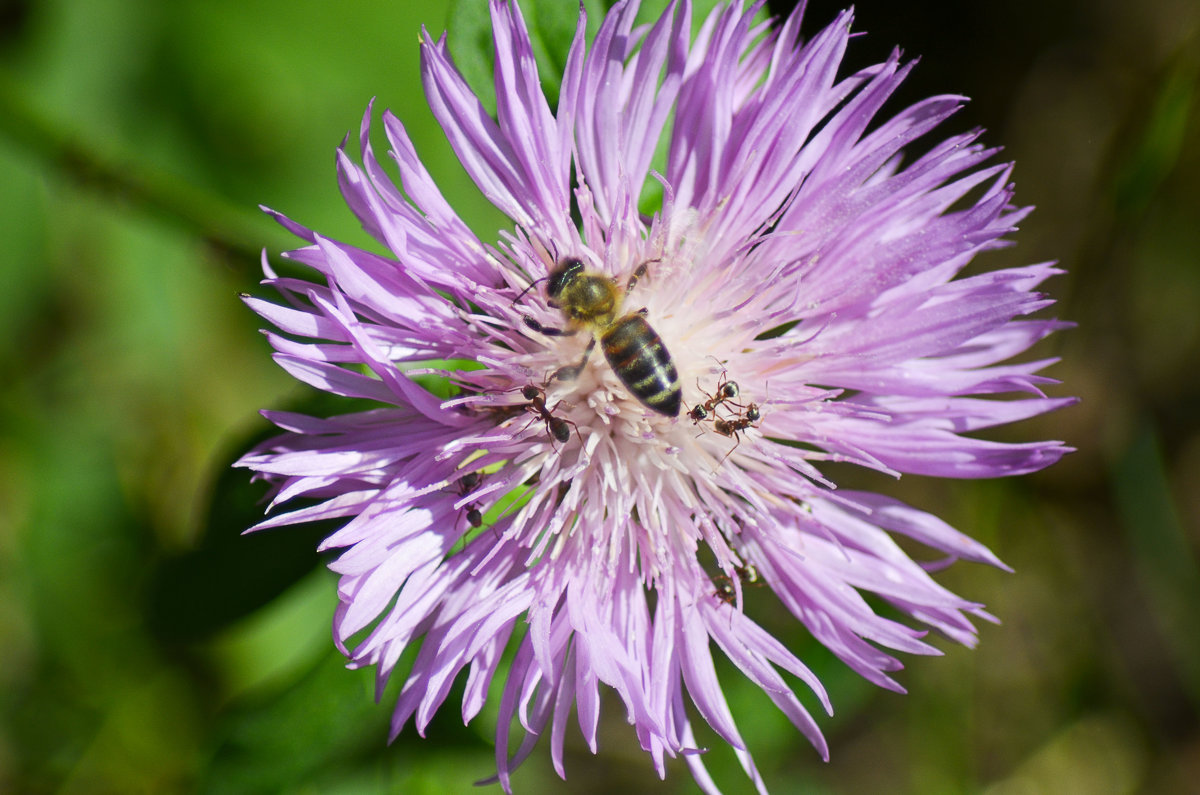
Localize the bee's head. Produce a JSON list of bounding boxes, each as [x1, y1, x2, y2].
[[546, 257, 586, 300]]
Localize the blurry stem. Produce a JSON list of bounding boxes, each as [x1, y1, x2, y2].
[[1110, 47, 1198, 217], [0, 71, 275, 277], [1111, 421, 1200, 708]]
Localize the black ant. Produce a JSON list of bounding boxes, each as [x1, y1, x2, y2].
[[713, 402, 761, 439], [687, 371, 742, 424], [710, 401, 762, 468], [455, 471, 484, 528], [713, 563, 762, 606], [520, 384, 576, 445]]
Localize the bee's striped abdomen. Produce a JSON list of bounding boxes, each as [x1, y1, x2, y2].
[[601, 314, 681, 417]]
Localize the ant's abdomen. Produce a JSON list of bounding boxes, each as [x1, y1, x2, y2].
[[601, 314, 681, 417]]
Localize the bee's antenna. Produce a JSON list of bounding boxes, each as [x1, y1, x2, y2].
[[513, 276, 547, 305]]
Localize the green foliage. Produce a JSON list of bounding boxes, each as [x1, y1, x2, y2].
[[447, 0, 741, 114]]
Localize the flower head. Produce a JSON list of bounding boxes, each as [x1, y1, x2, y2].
[[238, 0, 1072, 790]]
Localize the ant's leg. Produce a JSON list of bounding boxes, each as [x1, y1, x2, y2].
[[523, 315, 576, 337], [518, 408, 541, 437], [551, 337, 596, 381], [715, 432, 742, 472]]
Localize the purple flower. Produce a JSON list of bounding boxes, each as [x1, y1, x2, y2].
[[238, 0, 1073, 791]]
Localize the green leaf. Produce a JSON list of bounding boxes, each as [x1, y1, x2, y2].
[[446, 0, 631, 115], [144, 395, 343, 643]]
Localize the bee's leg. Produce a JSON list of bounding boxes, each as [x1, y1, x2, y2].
[[625, 261, 650, 293], [551, 337, 596, 382], [523, 315, 574, 337]]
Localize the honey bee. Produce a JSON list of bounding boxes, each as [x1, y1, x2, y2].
[[521, 257, 681, 417]]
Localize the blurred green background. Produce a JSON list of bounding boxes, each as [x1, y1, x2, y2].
[[1, 0, 1197, 792]]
